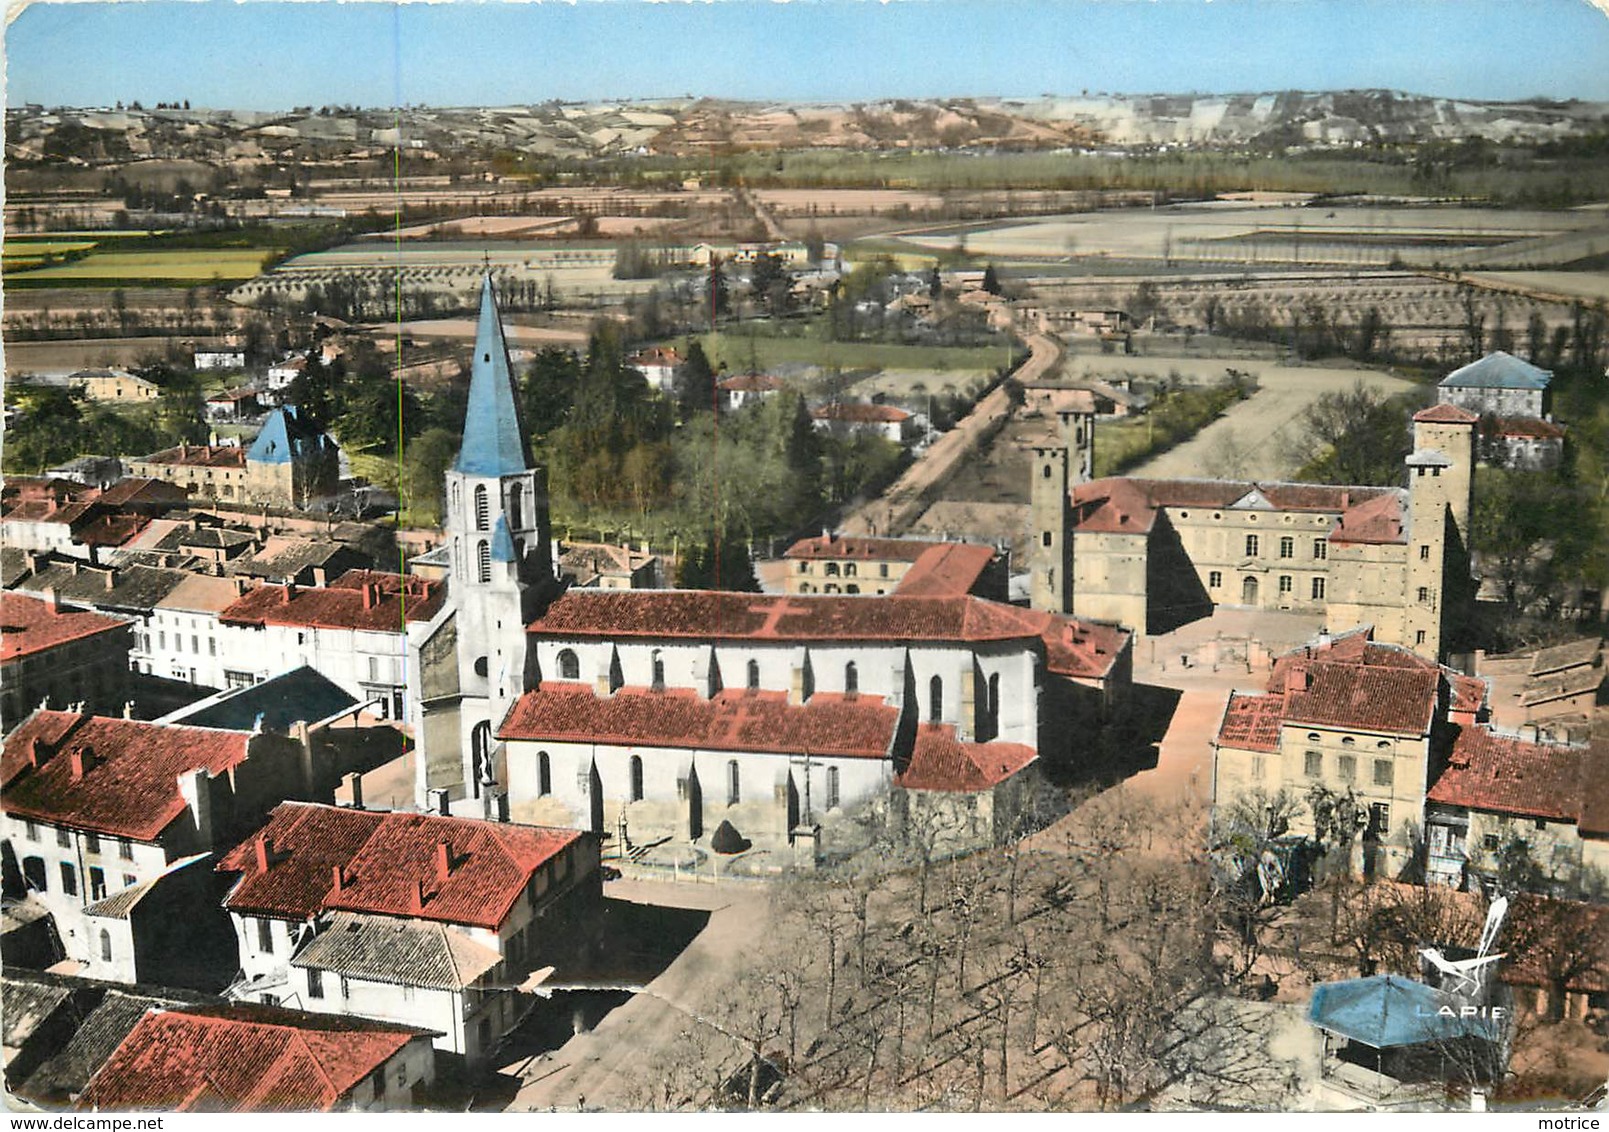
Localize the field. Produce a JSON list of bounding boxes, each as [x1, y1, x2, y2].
[[1461, 270, 1609, 305], [889, 203, 1604, 270], [3, 336, 197, 375], [4, 247, 272, 285], [674, 331, 1008, 388]]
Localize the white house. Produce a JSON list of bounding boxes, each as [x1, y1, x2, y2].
[[1, 711, 320, 978], [216, 801, 601, 1066]]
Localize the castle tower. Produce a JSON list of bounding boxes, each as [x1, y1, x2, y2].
[[442, 274, 555, 807], [1404, 403, 1478, 660], [1029, 408, 1095, 615], [1029, 441, 1071, 613], [1059, 407, 1095, 487]]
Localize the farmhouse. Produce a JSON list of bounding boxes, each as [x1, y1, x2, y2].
[[811, 401, 916, 443], [68, 368, 159, 403]]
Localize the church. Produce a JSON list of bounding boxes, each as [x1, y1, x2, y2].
[[1027, 400, 1477, 660], [407, 277, 1133, 859]]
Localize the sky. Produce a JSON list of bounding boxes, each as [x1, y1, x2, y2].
[[5, 0, 1609, 111]]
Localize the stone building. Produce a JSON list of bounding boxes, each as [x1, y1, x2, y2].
[[407, 276, 1131, 863], [1211, 629, 1488, 879], [125, 406, 339, 508], [0, 592, 133, 727], [1438, 351, 1551, 419], [1029, 403, 1477, 660], [782, 535, 1006, 600]]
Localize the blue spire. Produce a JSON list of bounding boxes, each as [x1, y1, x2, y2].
[[490, 514, 519, 562], [454, 273, 532, 477]]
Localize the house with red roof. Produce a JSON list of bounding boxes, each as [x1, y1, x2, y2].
[[717, 372, 787, 412], [215, 801, 599, 1065], [0, 591, 133, 727], [1424, 729, 1609, 892], [1032, 402, 1476, 661], [77, 1004, 437, 1112], [782, 533, 1005, 600], [1, 709, 321, 979], [1476, 413, 1565, 471], [1211, 628, 1489, 878], [217, 570, 445, 720], [811, 400, 915, 443]]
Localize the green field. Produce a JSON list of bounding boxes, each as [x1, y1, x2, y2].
[[673, 332, 1010, 380], [4, 247, 271, 285], [2, 240, 99, 259]]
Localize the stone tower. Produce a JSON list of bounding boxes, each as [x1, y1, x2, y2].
[[1404, 403, 1478, 660], [442, 274, 555, 807], [1028, 406, 1094, 614]]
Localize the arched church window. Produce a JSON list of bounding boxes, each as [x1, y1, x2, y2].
[[100, 929, 113, 963], [826, 766, 841, 809], [727, 760, 741, 806], [652, 651, 665, 690], [929, 675, 943, 723], [630, 756, 644, 802], [474, 485, 489, 531], [558, 649, 580, 680], [537, 751, 552, 796], [451, 482, 461, 519], [845, 662, 858, 696], [747, 659, 760, 691], [477, 540, 491, 583], [509, 483, 523, 530]]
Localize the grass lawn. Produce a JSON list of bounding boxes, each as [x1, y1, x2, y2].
[[672, 332, 1010, 379], [1093, 418, 1156, 478], [7, 248, 273, 285]]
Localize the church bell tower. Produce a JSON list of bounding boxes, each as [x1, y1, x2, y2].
[[442, 274, 556, 807]]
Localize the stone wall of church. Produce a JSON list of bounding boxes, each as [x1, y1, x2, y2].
[[502, 738, 894, 852]]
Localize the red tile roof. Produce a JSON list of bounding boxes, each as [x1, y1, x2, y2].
[[784, 535, 940, 563], [500, 684, 900, 759], [894, 543, 997, 598], [135, 443, 248, 469], [2, 712, 249, 841], [1427, 727, 1594, 825], [218, 802, 580, 930], [0, 591, 130, 665], [527, 592, 1127, 680], [1414, 403, 1480, 424], [78, 1005, 428, 1112], [1484, 415, 1565, 440], [1069, 477, 1395, 537], [812, 402, 910, 423], [1328, 490, 1406, 545], [1209, 633, 1454, 746], [1216, 692, 1284, 753], [91, 477, 188, 509], [718, 373, 786, 393], [218, 570, 444, 633], [896, 723, 1036, 792]]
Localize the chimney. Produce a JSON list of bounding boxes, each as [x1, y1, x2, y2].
[[283, 583, 296, 603], [1284, 665, 1311, 696], [347, 772, 363, 809], [104, 568, 118, 592], [429, 787, 451, 816], [86, 544, 100, 567], [29, 737, 50, 768], [234, 577, 250, 596], [1341, 491, 1351, 510], [436, 840, 452, 883], [24, 550, 44, 575], [255, 835, 273, 872], [362, 583, 378, 611], [69, 746, 95, 780], [413, 879, 428, 912], [330, 865, 344, 894], [43, 587, 62, 614], [313, 566, 328, 587]]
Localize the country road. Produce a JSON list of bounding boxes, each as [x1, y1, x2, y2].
[[838, 329, 1061, 537]]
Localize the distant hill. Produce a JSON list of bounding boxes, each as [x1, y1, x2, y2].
[[7, 89, 1606, 167]]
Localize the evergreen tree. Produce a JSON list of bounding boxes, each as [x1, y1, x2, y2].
[[674, 339, 717, 420], [981, 263, 1002, 296]]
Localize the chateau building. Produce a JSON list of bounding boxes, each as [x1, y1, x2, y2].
[[1029, 402, 1477, 660], [126, 406, 339, 508]]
